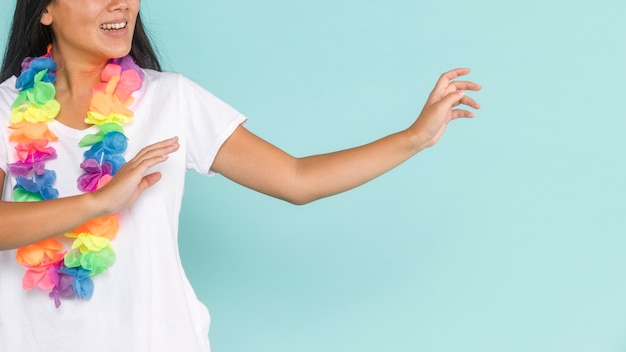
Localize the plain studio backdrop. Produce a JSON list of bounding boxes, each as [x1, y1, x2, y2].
[[2, 1, 626, 351]]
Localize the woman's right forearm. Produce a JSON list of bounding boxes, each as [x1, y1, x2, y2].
[[0, 136, 180, 250], [0, 193, 101, 250]]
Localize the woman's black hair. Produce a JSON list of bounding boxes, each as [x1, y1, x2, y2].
[[0, 0, 161, 82]]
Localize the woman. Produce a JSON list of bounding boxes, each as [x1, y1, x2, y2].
[[0, 0, 481, 351]]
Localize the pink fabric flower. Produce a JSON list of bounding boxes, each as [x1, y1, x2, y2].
[[21, 255, 65, 291], [8, 148, 56, 176]]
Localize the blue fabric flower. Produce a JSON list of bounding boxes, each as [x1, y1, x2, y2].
[[15, 169, 58, 200], [15, 57, 56, 90], [57, 266, 94, 300], [83, 132, 127, 174]]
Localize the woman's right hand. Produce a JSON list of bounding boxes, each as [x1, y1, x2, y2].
[[91, 136, 180, 216], [0, 137, 179, 249]]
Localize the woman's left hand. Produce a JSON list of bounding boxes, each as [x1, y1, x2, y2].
[[409, 68, 481, 149]]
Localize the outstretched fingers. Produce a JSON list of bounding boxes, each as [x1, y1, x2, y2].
[[441, 67, 472, 81], [121, 138, 178, 185], [127, 137, 179, 168], [451, 109, 475, 119], [95, 137, 180, 215], [431, 68, 472, 92], [453, 94, 480, 109], [440, 90, 479, 120], [428, 69, 481, 108], [449, 80, 482, 93]]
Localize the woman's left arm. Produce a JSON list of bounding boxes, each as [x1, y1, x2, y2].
[[211, 68, 481, 205]]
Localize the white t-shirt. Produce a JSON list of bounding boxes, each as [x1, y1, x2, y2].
[[0, 70, 246, 352]]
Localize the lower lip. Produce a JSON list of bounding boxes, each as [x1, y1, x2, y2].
[[101, 27, 128, 37]]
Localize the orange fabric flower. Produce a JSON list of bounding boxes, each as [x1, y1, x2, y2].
[[71, 215, 120, 240], [16, 238, 65, 266], [8, 121, 58, 144]]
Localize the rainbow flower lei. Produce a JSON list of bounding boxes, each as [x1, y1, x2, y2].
[[8, 47, 144, 307]]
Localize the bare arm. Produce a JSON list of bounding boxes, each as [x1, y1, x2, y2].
[[0, 137, 179, 250], [212, 68, 481, 205]]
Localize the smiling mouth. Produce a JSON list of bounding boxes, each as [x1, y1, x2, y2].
[[100, 22, 127, 30]]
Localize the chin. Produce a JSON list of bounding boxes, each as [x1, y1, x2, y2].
[[103, 46, 133, 60], [112, 51, 132, 59]]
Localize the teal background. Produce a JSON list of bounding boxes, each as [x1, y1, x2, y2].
[[2, 0, 626, 351]]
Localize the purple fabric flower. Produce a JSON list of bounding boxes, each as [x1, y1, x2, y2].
[[48, 262, 75, 308], [21, 57, 33, 71], [113, 55, 145, 82], [77, 158, 113, 192], [8, 149, 57, 176]]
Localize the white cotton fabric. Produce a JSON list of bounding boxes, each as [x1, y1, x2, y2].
[[0, 70, 246, 352]]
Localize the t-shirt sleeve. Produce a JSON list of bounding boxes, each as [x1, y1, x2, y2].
[[0, 80, 14, 174], [177, 75, 247, 175], [0, 124, 9, 174]]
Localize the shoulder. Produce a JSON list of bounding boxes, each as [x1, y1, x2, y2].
[[140, 69, 180, 90], [141, 69, 198, 89], [139, 69, 222, 101]]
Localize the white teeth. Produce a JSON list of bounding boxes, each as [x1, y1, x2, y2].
[[100, 22, 127, 30]]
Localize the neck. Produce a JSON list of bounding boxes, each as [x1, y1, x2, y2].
[[49, 49, 111, 130], [51, 49, 110, 98]]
